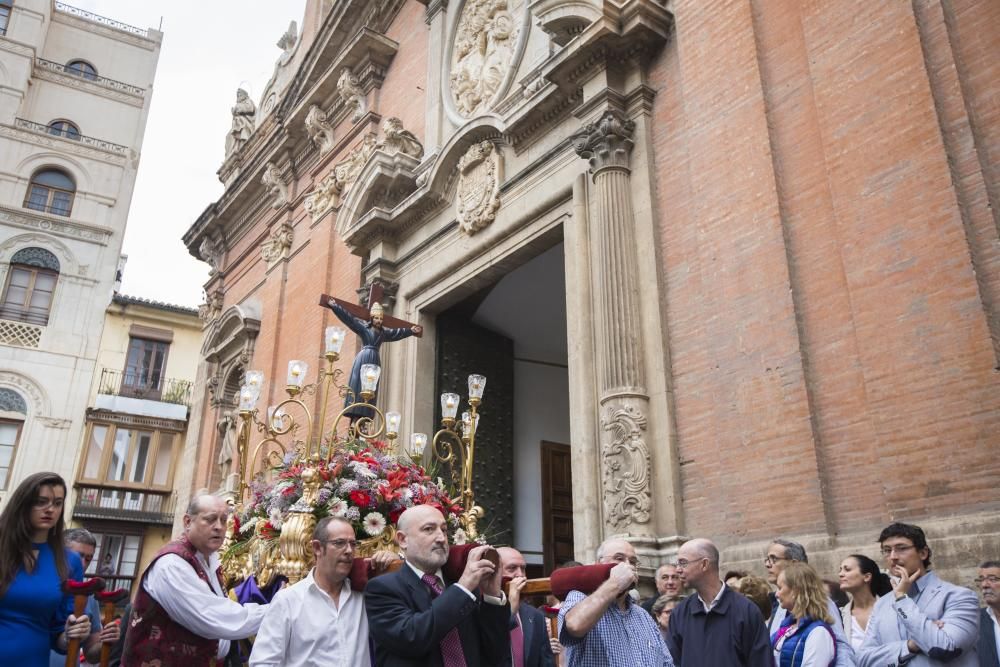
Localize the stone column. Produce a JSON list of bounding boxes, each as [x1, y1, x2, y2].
[[572, 110, 654, 537]]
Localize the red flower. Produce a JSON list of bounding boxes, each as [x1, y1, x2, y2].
[[389, 506, 405, 524], [349, 490, 374, 508], [232, 514, 241, 535]]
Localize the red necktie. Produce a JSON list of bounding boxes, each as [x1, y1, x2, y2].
[[422, 573, 467, 667], [511, 613, 525, 667]]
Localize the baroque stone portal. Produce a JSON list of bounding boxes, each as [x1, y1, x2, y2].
[[450, 0, 523, 117]]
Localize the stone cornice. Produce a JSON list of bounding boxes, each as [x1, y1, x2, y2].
[[33, 61, 146, 108], [51, 7, 161, 49], [0, 121, 131, 166], [0, 204, 114, 246]]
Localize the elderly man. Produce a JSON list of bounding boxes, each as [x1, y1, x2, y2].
[[250, 516, 397, 666], [364, 504, 511, 666], [667, 538, 770, 666], [558, 537, 673, 667], [49, 528, 120, 667], [121, 494, 265, 666], [765, 538, 854, 666], [642, 563, 684, 615], [979, 561, 1000, 667], [499, 546, 556, 667], [857, 522, 979, 667]]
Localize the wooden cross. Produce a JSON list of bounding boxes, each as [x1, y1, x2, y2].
[[318, 283, 423, 336]]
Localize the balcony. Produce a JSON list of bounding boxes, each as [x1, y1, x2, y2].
[[54, 2, 149, 38], [98, 367, 192, 406], [14, 117, 129, 156], [34, 58, 145, 98], [73, 484, 176, 525]]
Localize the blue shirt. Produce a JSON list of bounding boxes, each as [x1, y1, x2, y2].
[[558, 589, 675, 667], [0, 544, 83, 664]]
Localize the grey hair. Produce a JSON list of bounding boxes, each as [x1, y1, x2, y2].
[[313, 515, 354, 542], [656, 562, 679, 575], [596, 537, 631, 562], [771, 538, 808, 563], [64, 528, 97, 547], [185, 491, 226, 517]]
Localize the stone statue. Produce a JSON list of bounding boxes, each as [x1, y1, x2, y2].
[[261, 162, 289, 209], [217, 411, 238, 484], [305, 104, 335, 154], [380, 117, 423, 159], [225, 88, 257, 156], [276, 20, 298, 66], [199, 236, 222, 274], [337, 68, 367, 123]]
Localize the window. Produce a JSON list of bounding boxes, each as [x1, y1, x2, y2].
[[0, 0, 12, 37], [122, 337, 170, 398], [0, 388, 27, 490], [85, 530, 143, 594], [47, 120, 80, 140], [79, 422, 179, 491], [23, 168, 75, 217], [65, 59, 97, 80], [0, 247, 60, 325]]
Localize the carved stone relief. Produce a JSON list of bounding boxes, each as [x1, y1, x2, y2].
[[600, 404, 652, 529], [198, 288, 225, 323], [198, 236, 223, 274], [260, 223, 294, 267], [261, 162, 289, 209], [456, 140, 501, 235], [338, 68, 367, 123], [304, 133, 376, 221], [450, 0, 524, 117], [380, 117, 424, 159], [304, 105, 335, 154]]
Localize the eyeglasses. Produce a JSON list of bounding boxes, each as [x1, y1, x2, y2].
[[321, 538, 358, 551], [975, 575, 1000, 585], [880, 544, 916, 557], [609, 554, 642, 567], [676, 557, 707, 570], [33, 497, 64, 510], [763, 555, 789, 566]]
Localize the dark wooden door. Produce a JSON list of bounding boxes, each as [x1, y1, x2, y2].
[[435, 309, 515, 545], [541, 441, 574, 572]]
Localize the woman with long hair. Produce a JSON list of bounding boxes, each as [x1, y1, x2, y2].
[[838, 554, 892, 650], [772, 562, 837, 667], [0, 472, 91, 663]]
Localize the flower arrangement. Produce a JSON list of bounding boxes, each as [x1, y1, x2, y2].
[[227, 439, 463, 562]]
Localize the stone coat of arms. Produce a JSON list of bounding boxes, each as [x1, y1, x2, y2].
[[456, 140, 501, 235]]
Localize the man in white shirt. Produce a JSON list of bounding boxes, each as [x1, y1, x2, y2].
[[121, 494, 265, 666], [249, 515, 396, 666]]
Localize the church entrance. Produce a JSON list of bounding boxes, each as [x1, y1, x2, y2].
[[433, 243, 571, 576]]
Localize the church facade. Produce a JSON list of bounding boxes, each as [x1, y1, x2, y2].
[[182, 0, 1000, 580]]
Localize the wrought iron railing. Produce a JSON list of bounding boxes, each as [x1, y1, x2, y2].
[[54, 2, 149, 38], [35, 57, 145, 97], [98, 367, 193, 406], [73, 484, 176, 525], [14, 117, 129, 155]]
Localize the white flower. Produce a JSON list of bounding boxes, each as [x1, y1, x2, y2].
[[452, 528, 467, 545], [349, 461, 378, 479], [363, 512, 387, 536], [239, 517, 258, 535], [269, 508, 284, 530], [328, 498, 348, 516]]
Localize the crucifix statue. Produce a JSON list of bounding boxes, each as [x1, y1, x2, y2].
[[319, 283, 422, 420]]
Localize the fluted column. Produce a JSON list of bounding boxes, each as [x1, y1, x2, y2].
[[572, 110, 653, 536]]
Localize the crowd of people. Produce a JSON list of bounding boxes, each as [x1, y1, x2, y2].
[[0, 471, 997, 667]]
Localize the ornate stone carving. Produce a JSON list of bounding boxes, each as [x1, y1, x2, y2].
[[198, 236, 223, 274], [304, 171, 343, 221], [571, 110, 635, 174], [198, 288, 225, 323], [304, 105, 335, 155], [600, 404, 652, 529], [37, 416, 72, 429], [261, 223, 294, 267], [277, 21, 298, 66], [338, 68, 367, 123], [380, 117, 424, 159], [261, 163, 289, 209], [456, 140, 501, 235], [225, 88, 257, 157], [304, 134, 378, 221], [0, 371, 47, 414], [450, 0, 523, 117], [0, 205, 112, 245]]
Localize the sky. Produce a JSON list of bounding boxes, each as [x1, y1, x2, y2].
[[82, 0, 308, 307]]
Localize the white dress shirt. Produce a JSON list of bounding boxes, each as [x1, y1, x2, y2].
[[404, 560, 508, 606], [249, 570, 369, 667], [144, 551, 265, 659]]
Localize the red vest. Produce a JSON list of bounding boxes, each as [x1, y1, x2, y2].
[[121, 537, 226, 667]]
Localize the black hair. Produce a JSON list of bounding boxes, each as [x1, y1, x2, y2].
[[877, 522, 931, 569], [847, 554, 893, 597]]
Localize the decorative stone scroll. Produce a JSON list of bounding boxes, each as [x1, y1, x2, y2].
[[450, 0, 523, 117], [260, 223, 294, 268], [261, 163, 289, 209], [338, 68, 368, 123], [600, 404, 652, 529], [304, 105, 335, 154], [456, 140, 501, 235]]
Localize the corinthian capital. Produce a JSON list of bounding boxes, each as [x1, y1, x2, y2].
[[572, 110, 635, 174]]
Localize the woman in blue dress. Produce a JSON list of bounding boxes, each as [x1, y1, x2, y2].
[[0, 472, 91, 664], [327, 300, 421, 420]]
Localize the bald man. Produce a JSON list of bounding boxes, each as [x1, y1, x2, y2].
[[499, 547, 555, 667], [364, 504, 511, 666], [557, 537, 674, 667], [122, 494, 265, 666]]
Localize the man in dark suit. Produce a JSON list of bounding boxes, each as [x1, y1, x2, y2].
[[365, 504, 511, 666], [498, 547, 556, 667], [979, 561, 1000, 667]]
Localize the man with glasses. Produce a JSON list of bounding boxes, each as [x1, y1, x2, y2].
[[249, 516, 397, 665], [666, 538, 770, 666], [764, 538, 854, 665], [558, 537, 674, 666], [857, 522, 979, 667], [642, 563, 684, 616], [978, 561, 1000, 666]]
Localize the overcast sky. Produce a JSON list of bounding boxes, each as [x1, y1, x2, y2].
[[83, 0, 307, 307]]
